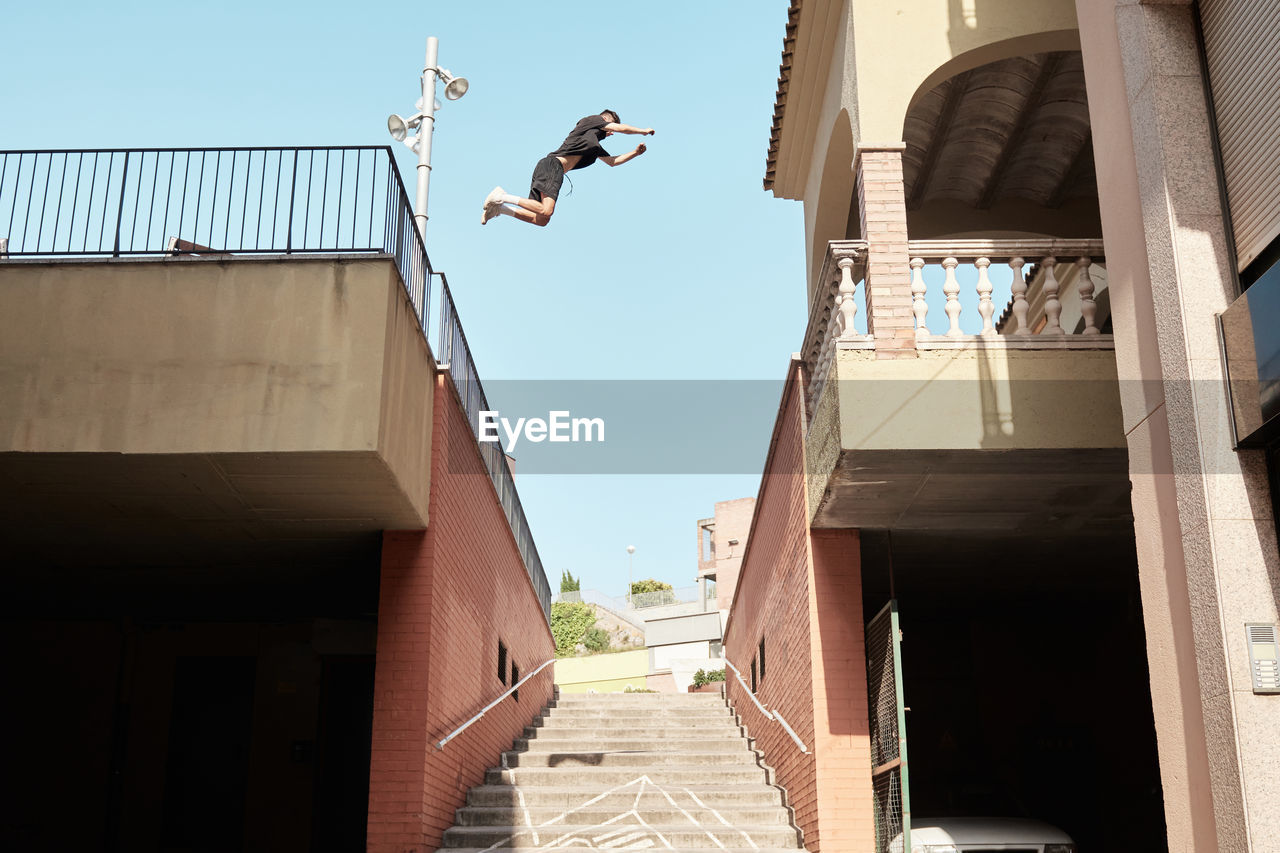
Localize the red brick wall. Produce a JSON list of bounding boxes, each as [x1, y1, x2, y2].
[[808, 529, 874, 850], [725, 363, 820, 845], [368, 373, 555, 853], [723, 363, 874, 852], [857, 147, 916, 359]]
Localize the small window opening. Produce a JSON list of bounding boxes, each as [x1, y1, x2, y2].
[[498, 641, 508, 684], [750, 657, 757, 692], [511, 661, 520, 702], [758, 637, 766, 684]]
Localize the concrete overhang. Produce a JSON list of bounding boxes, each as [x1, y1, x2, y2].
[[0, 256, 434, 570], [805, 345, 1130, 532]]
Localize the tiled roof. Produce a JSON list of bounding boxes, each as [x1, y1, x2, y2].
[[764, 1, 802, 192]]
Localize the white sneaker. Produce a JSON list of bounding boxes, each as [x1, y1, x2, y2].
[[483, 186, 505, 208], [481, 204, 500, 225]]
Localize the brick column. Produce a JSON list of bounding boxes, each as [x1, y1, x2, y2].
[[806, 528, 875, 851], [855, 145, 916, 358], [367, 531, 434, 852]]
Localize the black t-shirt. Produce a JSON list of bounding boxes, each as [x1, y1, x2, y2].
[[549, 115, 611, 171]]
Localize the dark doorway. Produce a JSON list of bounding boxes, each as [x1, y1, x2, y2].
[[161, 656, 257, 851], [860, 530, 1168, 853], [310, 656, 375, 852]]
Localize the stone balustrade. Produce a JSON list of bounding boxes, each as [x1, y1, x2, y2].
[[801, 238, 1110, 419], [800, 240, 868, 417], [906, 239, 1107, 342]]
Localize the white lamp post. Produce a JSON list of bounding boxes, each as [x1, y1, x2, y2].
[[626, 545, 636, 608], [387, 37, 469, 241]]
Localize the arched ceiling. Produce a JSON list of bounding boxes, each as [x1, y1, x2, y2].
[[902, 51, 1097, 211]]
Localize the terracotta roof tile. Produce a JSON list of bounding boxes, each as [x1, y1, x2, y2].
[[765, 0, 803, 191]]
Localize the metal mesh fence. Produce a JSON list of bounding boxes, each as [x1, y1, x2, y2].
[[866, 602, 909, 853], [873, 770, 907, 853], [866, 605, 900, 767]]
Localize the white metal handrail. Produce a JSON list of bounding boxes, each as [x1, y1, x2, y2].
[[436, 657, 556, 750], [722, 659, 809, 754]]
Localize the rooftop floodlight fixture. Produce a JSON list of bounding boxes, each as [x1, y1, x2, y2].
[[387, 36, 469, 240], [386, 112, 424, 142], [437, 68, 469, 101]]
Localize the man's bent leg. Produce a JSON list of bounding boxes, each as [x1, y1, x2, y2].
[[497, 196, 555, 227]]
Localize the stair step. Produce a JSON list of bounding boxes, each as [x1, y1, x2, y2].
[[455, 805, 792, 827], [552, 693, 724, 703], [486, 766, 771, 786], [532, 717, 741, 730], [441, 824, 801, 848], [543, 711, 733, 723], [513, 737, 749, 753], [437, 693, 807, 852], [502, 750, 758, 768], [522, 717, 742, 732], [441, 849, 797, 853], [466, 784, 785, 809]]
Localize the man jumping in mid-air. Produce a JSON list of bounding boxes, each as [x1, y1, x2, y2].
[[481, 109, 655, 227]]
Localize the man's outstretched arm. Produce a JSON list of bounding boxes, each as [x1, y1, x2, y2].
[[600, 144, 648, 167], [603, 122, 655, 136]]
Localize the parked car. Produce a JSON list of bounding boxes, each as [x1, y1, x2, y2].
[[891, 817, 1076, 852]]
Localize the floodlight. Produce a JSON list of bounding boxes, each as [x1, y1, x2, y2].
[[387, 112, 424, 142], [438, 68, 469, 100]]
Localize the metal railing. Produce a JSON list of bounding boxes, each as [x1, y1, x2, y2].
[[436, 657, 556, 750], [0, 146, 551, 620], [434, 269, 551, 618], [723, 659, 808, 753]]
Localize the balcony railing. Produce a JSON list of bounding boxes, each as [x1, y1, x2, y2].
[[801, 238, 1110, 418], [0, 146, 551, 620], [800, 240, 867, 418], [905, 239, 1108, 343]]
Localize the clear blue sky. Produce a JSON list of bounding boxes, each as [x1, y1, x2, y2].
[[3, 1, 809, 594]]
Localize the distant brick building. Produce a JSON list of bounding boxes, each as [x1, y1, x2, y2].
[[696, 496, 755, 613]]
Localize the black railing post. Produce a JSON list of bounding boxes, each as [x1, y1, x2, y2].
[[113, 152, 130, 257], [285, 150, 298, 254]]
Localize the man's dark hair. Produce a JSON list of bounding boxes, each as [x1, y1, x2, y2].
[[602, 109, 620, 123]]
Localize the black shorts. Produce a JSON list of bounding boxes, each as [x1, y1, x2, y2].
[[529, 155, 564, 202]]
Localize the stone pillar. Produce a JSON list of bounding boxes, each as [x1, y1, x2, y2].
[[855, 145, 916, 358], [1077, 0, 1280, 850], [806, 528, 876, 851]]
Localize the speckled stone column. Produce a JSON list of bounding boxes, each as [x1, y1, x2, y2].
[[1078, 0, 1280, 850]]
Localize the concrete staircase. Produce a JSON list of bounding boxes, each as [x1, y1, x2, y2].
[[438, 691, 807, 852]]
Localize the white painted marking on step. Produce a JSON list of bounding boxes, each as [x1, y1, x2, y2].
[[518, 787, 540, 845], [632, 777, 647, 813], [652, 785, 726, 850], [466, 762, 777, 851], [629, 813, 675, 850], [682, 788, 760, 851], [538, 776, 648, 827]]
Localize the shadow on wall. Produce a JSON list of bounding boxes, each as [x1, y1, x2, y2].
[[944, 0, 1081, 75]]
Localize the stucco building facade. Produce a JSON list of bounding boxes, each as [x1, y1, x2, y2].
[[725, 1, 1280, 851]]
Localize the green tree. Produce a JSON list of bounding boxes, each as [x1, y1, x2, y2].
[[630, 578, 673, 595], [559, 569, 580, 593], [692, 667, 726, 688], [550, 602, 596, 656]]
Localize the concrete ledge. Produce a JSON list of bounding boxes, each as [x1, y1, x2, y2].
[[0, 257, 436, 566]]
